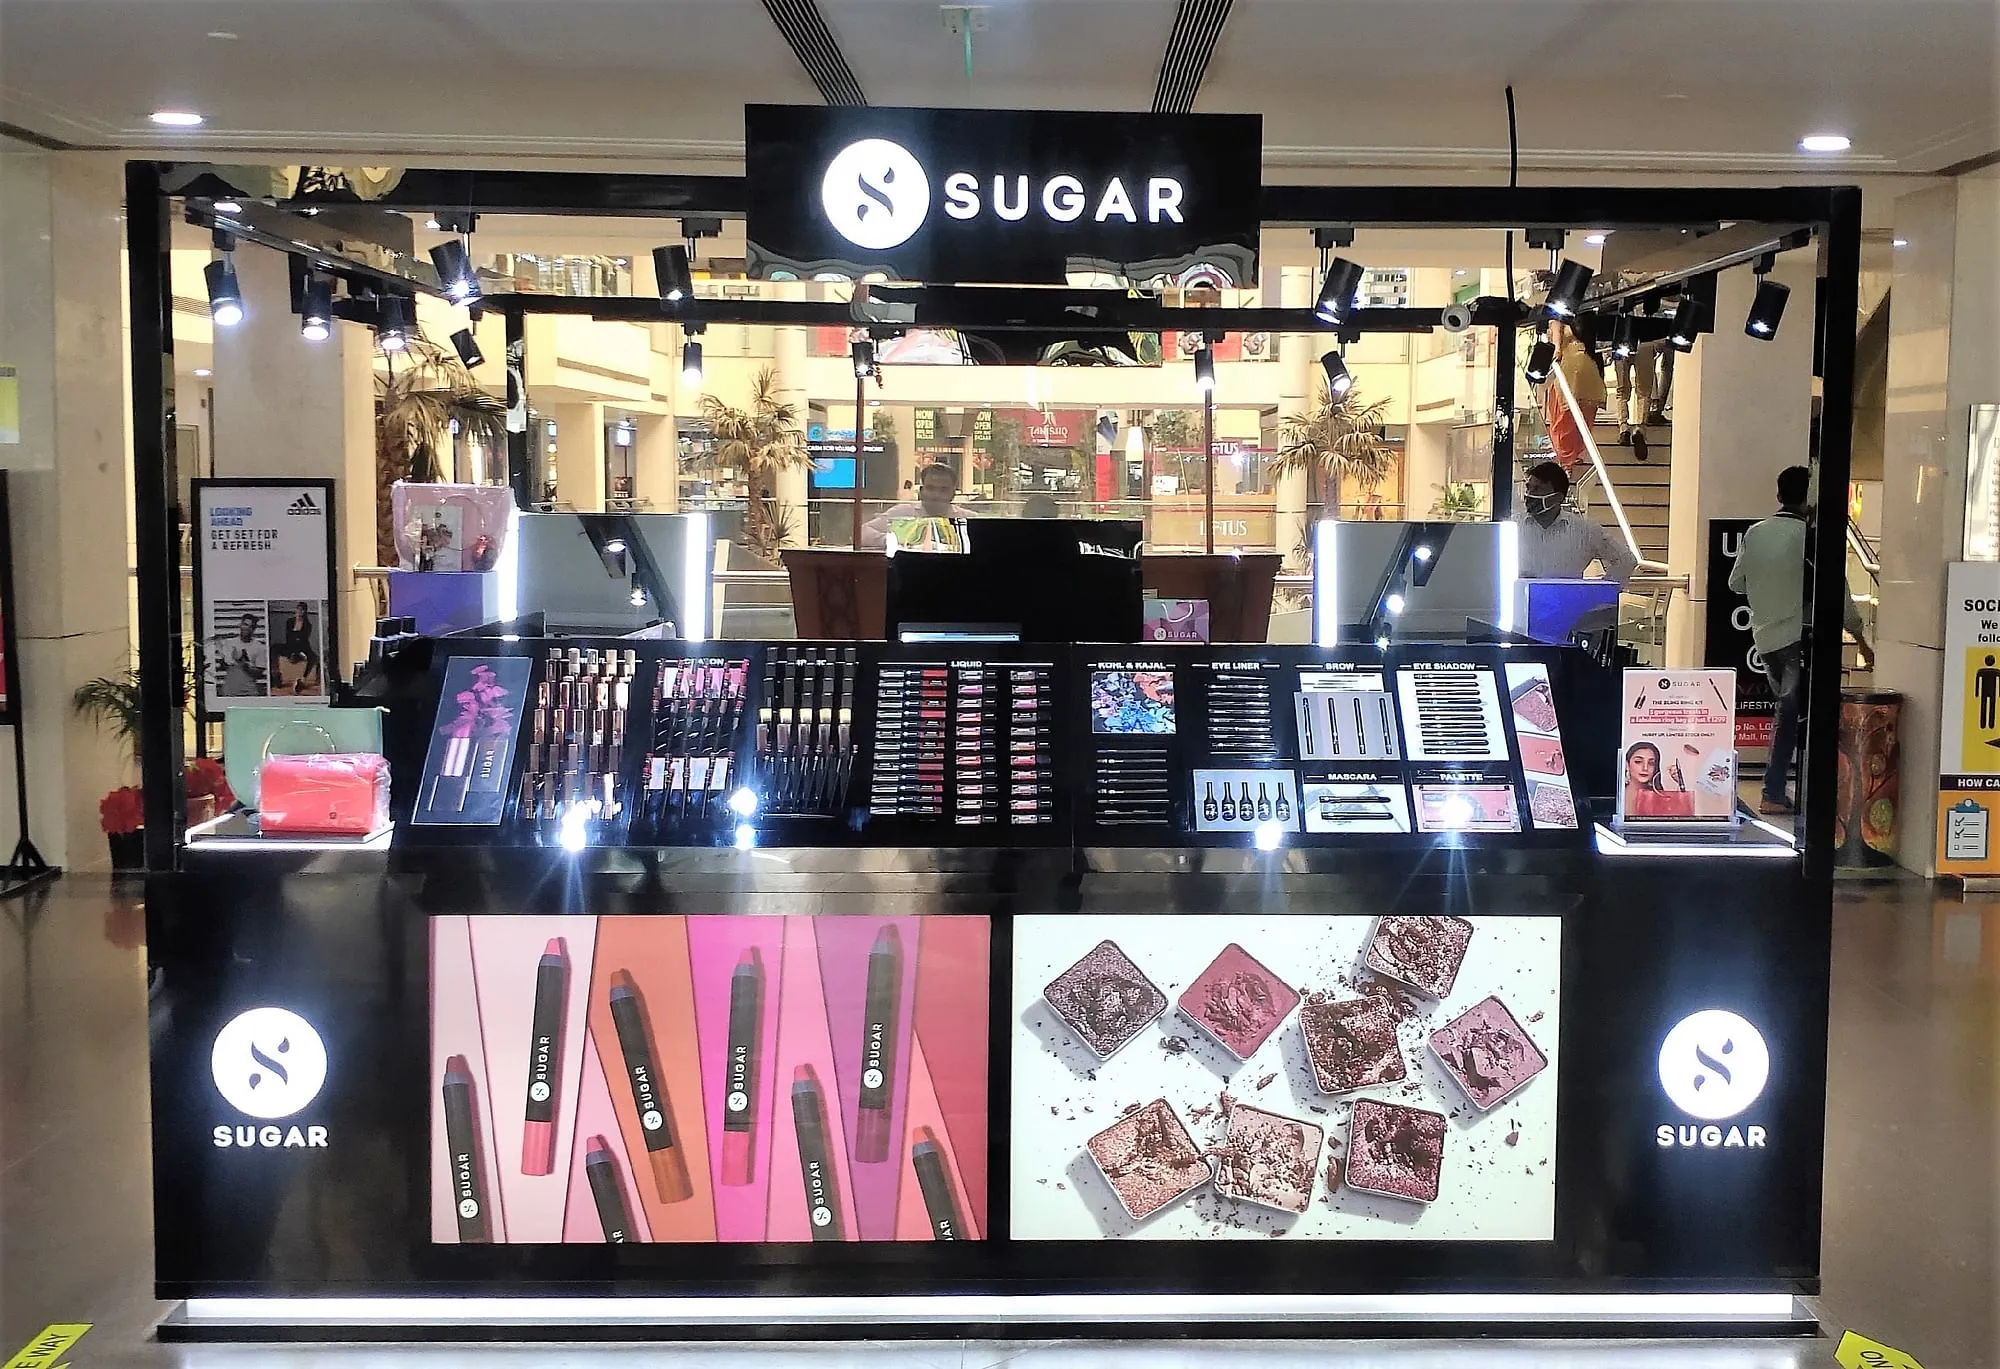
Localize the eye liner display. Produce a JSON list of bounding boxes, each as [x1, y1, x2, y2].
[[720, 947, 763, 1186], [911, 1126, 964, 1240], [583, 1135, 635, 1243], [441, 1055, 491, 1243], [791, 1064, 844, 1240], [521, 936, 568, 1176], [762, 647, 859, 815], [608, 970, 693, 1204], [852, 924, 902, 1163]]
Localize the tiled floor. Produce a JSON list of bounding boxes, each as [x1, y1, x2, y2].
[[0, 876, 1992, 1367]]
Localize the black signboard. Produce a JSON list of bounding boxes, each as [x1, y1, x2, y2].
[[1704, 518, 1776, 746], [744, 105, 1263, 287]]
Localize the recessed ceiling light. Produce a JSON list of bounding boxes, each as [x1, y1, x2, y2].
[[1584, 232, 1608, 246], [1662, 92, 1689, 102], [1893, 237, 1909, 248], [193, 368, 211, 377], [149, 109, 204, 127], [214, 200, 242, 215], [1799, 134, 1851, 153], [206, 30, 238, 39]]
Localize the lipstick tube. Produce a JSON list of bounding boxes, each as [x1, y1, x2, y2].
[[584, 1135, 635, 1242], [911, 1126, 963, 1240], [720, 947, 763, 1186], [442, 1055, 491, 1243], [608, 970, 693, 1204], [852, 925, 902, 1164], [521, 936, 567, 1175], [791, 1064, 843, 1240]]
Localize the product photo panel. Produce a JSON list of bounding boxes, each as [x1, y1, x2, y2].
[[1011, 914, 1561, 1241]]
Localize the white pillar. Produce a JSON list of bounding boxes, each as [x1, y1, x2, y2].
[[552, 402, 606, 510], [635, 413, 678, 511], [771, 284, 809, 548], [1275, 265, 1312, 567]]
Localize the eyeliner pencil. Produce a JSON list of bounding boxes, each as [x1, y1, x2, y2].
[[441, 1055, 491, 1243], [521, 936, 567, 1176], [852, 924, 902, 1164], [584, 1134, 635, 1243], [791, 1064, 844, 1240], [911, 1126, 964, 1240], [608, 969, 693, 1204]]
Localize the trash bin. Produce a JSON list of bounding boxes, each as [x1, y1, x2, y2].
[[1835, 689, 1901, 867]]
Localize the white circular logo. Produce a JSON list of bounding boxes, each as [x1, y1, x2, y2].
[[861, 1068, 884, 1091], [811, 1206, 833, 1227], [821, 139, 929, 250], [528, 1081, 551, 1104], [727, 1090, 749, 1113], [1658, 1010, 1770, 1120], [211, 1007, 327, 1120], [641, 1108, 664, 1131], [458, 1198, 481, 1220]]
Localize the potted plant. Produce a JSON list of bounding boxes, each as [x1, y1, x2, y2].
[[98, 786, 145, 871], [696, 366, 810, 563], [1273, 380, 1397, 528], [375, 334, 508, 563], [73, 662, 224, 870]]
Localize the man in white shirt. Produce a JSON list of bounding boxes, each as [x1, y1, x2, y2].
[[1516, 461, 1637, 584], [1728, 465, 1873, 814], [860, 463, 975, 550]]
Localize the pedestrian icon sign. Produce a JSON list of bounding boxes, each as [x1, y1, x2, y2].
[[1962, 650, 2000, 770]]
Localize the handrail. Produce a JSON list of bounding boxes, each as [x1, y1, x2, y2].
[[1845, 522, 1880, 583], [1549, 361, 1669, 576]]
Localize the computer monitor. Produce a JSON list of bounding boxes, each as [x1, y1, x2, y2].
[[510, 511, 711, 639], [886, 518, 1144, 643], [1313, 519, 1519, 646]]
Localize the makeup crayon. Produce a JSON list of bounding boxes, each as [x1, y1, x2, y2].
[[720, 947, 763, 1186], [608, 970, 693, 1204], [852, 925, 902, 1164], [911, 1126, 963, 1240], [791, 1065, 843, 1240], [583, 1134, 635, 1243], [521, 936, 567, 1176], [441, 1055, 491, 1243]]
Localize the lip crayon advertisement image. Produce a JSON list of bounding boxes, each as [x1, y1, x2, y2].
[[429, 914, 989, 1243]]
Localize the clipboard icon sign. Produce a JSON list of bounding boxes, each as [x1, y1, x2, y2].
[[1947, 798, 1989, 862]]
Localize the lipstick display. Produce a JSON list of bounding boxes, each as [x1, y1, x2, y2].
[[608, 969, 693, 1204], [870, 658, 1054, 828], [790, 1064, 843, 1240], [518, 647, 638, 837], [720, 947, 764, 1186], [521, 936, 568, 1176], [852, 925, 902, 1164], [638, 655, 751, 839], [441, 1055, 491, 1242]]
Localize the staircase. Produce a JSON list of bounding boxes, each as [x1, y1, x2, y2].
[[1580, 413, 1672, 566]]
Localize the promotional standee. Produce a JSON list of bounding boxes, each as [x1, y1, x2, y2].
[[1705, 520, 1777, 749], [1616, 668, 1739, 827], [190, 478, 339, 720], [1935, 562, 2000, 876]]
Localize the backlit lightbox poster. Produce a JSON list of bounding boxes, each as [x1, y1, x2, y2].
[[191, 479, 338, 719], [1615, 668, 1738, 826]]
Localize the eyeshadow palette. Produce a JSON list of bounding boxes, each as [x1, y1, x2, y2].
[[1175, 943, 1300, 1060], [1429, 995, 1548, 1109], [1210, 1102, 1324, 1214], [1299, 992, 1407, 1093], [1085, 1099, 1210, 1220], [1344, 1098, 1446, 1203], [1044, 940, 1167, 1058], [1364, 915, 1473, 998]]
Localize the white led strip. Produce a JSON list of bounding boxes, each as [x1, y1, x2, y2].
[[184, 1292, 1797, 1326]]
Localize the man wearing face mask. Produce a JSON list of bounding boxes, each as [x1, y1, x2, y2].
[[1516, 461, 1637, 584]]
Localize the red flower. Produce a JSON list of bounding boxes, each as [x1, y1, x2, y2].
[[184, 757, 236, 808], [99, 785, 144, 835]]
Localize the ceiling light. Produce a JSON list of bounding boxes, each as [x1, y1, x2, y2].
[[193, 368, 211, 378], [1193, 343, 1216, 392], [1523, 337, 1556, 384], [1385, 592, 1406, 615], [1583, 232, 1608, 246], [1611, 314, 1638, 360], [1893, 237, 1909, 248], [852, 338, 875, 378], [214, 200, 242, 215], [206, 31, 238, 39], [377, 295, 411, 354], [149, 109, 204, 127], [426, 218, 442, 231], [1319, 351, 1353, 398], [1670, 293, 1710, 351], [429, 240, 480, 304], [1799, 134, 1851, 153], [1544, 259, 1594, 318], [1745, 278, 1790, 340], [1314, 257, 1364, 324], [451, 327, 484, 368], [681, 339, 704, 388], [654, 245, 693, 302], [628, 587, 648, 607], [204, 259, 243, 327], [299, 274, 333, 341]]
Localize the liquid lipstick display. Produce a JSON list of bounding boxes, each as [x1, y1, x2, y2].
[[518, 647, 637, 835], [758, 647, 858, 816], [871, 657, 1053, 829], [521, 937, 568, 1176], [638, 655, 751, 838]]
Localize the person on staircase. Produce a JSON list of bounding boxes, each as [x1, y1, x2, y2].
[[1517, 460, 1636, 584], [1541, 316, 1607, 479], [1612, 336, 1666, 462]]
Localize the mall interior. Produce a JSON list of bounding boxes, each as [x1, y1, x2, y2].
[[1, 0, 1998, 1365]]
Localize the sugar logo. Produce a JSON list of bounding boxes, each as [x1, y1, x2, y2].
[[458, 1197, 480, 1220], [822, 138, 929, 251], [212, 1007, 327, 1119], [1655, 1009, 1770, 1150], [286, 490, 322, 516]]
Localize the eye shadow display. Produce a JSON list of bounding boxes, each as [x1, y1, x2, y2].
[[1044, 940, 1167, 1058], [1175, 943, 1300, 1061], [1084, 1099, 1210, 1220], [1299, 992, 1407, 1093], [1428, 995, 1548, 1110], [1210, 1102, 1323, 1214], [1344, 1098, 1446, 1203], [1363, 915, 1473, 999]]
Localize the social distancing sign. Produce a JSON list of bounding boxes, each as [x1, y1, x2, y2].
[[3, 1323, 89, 1369], [1938, 565, 2000, 875]]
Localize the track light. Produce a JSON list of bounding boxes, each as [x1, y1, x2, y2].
[[1611, 314, 1638, 360], [1670, 293, 1710, 351], [1319, 350, 1353, 397], [852, 338, 875, 378], [299, 274, 333, 341], [1745, 278, 1790, 340], [428, 239, 480, 304], [1314, 257, 1364, 324], [681, 339, 704, 387], [377, 295, 411, 354], [1523, 337, 1556, 384], [1193, 343, 1216, 392], [654, 245, 693, 302], [205, 259, 243, 327], [1544, 259, 1594, 318], [451, 328, 484, 368]]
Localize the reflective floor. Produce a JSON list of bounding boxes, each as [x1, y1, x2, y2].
[[1, 876, 1992, 1367]]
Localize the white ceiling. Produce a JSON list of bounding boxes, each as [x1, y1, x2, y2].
[[3, 0, 1993, 174]]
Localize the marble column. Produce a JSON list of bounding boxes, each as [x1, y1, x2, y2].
[[551, 402, 606, 511], [634, 413, 678, 511], [1275, 265, 1312, 568], [770, 283, 810, 548]]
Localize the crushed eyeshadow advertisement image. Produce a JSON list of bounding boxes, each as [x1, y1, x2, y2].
[[1010, 914, 1559, 1240]]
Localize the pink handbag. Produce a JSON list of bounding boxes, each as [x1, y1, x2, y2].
[[260, 753, 390, 837]]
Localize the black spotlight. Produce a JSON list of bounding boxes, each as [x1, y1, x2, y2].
[[851, 338, 876, 378], [299, 274, 333, 342], [205, 259, 244, 327], [681, 339, 704, 387], [1314, 257, 1365, 324], [1610, 314, 1638, 360], [377, 294, 411, 354], [1670, 293, 1711, 351], [654, 245, 694, 302], [1524, 337, 1556, 384], [1319, 350, 1354, 397], [1544, 259, 1594, 318], [429, 240, 481, 304], [1193, 342, 1216, 392], [451, 327, 484, 369], [1745, 278, 1790, 340]]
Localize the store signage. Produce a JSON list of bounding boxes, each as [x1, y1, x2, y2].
[[190, 478, 340, 720], [1655, 1009, 1769, 1149], [745, 105, 1262, 287], [1615, 669, 1738, 826], [210, 1007, 330, 1148], [1935, 563, 2000, 876], [1703, 519, 1775, 748]]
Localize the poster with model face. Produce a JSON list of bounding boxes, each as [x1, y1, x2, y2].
[[430, 914, 989, 1244], [191, 479, 337, 718], [1011, 914, 1559, 1240], [1616, 668, 1738, 825]]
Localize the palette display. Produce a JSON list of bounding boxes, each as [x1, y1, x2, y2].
[[1011, 914, 1560, 1240]]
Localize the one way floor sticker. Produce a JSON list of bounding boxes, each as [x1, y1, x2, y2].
[[3, 1324, 88, 1369]]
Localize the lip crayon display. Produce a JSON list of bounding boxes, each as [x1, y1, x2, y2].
[[431, 914, 989, 1244], [1013, 914, 1559, 1240], [635, 655, 750, 838]]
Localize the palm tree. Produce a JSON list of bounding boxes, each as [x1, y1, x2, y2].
[[1272, 380, 1397, 522], [375, 335, 507, 562], [697, 365, 810, 563]]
